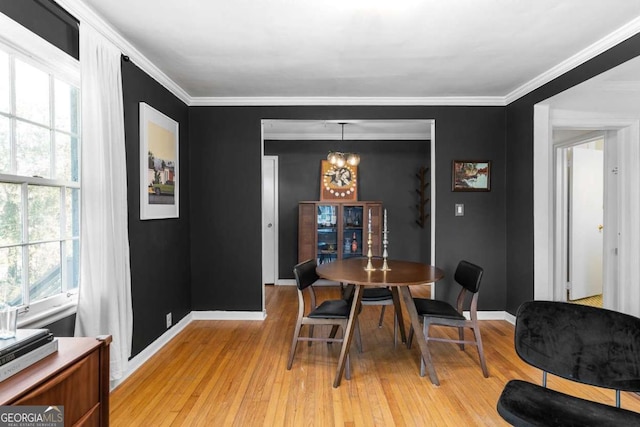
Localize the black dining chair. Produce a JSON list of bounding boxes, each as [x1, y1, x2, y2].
[[341, 283, 399, 350], [407, 260, 489, 378], [287, 259, 361, 377]]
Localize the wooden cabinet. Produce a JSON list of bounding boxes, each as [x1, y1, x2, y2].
[[298, 201, 383, 264], [0, 336, 111, 427]]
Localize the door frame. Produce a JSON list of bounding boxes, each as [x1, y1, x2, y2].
[[534, 105, 636, 309], [260, 119, 436, 304], [554, 133, 605, 302], [262, 155, 279, 288]]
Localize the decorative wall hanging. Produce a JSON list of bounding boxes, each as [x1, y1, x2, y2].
[[452, 160, 491, 192], [415, 166, 429, 228], [320, 159, 358, 201], [140, 102, 180, 219]]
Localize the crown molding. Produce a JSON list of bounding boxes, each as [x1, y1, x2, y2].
[[188, 96, 507, 107], [54, 0, 191, 105], [49, 2, 640, 109], [505, 15, 640, 104]]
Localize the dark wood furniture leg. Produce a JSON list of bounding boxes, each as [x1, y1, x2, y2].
[[399, 286, 440, 386], [390, 287, 407, 343], [333, 284, 363, 388]]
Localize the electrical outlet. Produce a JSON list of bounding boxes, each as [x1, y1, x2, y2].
[[166, 312, 172, 328]]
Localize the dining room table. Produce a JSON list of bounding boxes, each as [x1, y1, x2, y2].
[[316, 257, 445, 388]]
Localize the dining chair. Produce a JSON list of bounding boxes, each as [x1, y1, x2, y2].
[[287, 259, 361, 377], [341, 283, 399, 350], [407, 260, 489, 378]]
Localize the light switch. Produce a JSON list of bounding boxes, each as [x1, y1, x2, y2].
[[455, 204, 464, 216]]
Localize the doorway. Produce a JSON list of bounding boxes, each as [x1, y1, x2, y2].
[[556, 135, 604, 306], [260, 119, 436, 314], [262, 155, 278, 287], [534, 104, 640, 316]]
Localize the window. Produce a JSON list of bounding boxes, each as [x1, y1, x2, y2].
[[0, 35, 80, 324]]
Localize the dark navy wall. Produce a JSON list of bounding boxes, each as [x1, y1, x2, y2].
[[505, 33, 640, 315], [121, 60, 191, 357], [190, 106, 507, 311]]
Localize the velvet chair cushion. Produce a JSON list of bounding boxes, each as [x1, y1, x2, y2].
[[515, 301, 640, 390], [498, 379, 640, 427]]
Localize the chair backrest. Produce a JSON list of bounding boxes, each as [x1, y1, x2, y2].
[[293, 259, 319, 291], [454, 260, 483, 293], [515, 300, 640, 392]]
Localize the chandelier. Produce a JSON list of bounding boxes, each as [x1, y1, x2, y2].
[[327, 123, 360, 167]]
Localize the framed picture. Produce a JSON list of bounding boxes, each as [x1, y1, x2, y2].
[[140, 102, 179, 219], [452, 160, 491, 192], [320, 160, 358, 201]]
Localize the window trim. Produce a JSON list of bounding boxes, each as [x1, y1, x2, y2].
[[0, 11, 81, 328]]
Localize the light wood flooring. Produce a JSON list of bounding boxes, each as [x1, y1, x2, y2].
[[110, 285, 640, 426]]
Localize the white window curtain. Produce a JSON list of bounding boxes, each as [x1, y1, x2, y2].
[[75, 23, 133, 381]]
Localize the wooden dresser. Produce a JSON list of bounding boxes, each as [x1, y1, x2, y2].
[[0, 336, 111, 427]]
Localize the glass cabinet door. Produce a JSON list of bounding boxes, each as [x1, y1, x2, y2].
[[316, 204, 338, 264], [342, 204, 364, 259]]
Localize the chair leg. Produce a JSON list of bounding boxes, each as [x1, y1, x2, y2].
[[378, 305, 386, 327], [329, 325, 339, 339], [287, 320, 302, 370], [393, 310, 398, 348], [308, 325, 315, 347], [355, 319, 363, 353], [420, 319, 430, 377], [407, 324, 414, 349], [473, 326, 489, 377], [345, 353, 351, 380], [458, 326, 465, 350]]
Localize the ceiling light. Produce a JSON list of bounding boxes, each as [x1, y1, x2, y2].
[[327, 123, 360, 167]]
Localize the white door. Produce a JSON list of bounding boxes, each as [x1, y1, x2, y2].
[[569, 146, 604, 300], [262, 156, 278, 285]]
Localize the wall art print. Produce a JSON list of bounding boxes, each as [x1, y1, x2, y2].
[[452, 160, 491, 192], [140, 102, 179, 219]]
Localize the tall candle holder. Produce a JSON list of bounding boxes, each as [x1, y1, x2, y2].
[[365, 208, 375, 271], [381, 209, 391, 271]]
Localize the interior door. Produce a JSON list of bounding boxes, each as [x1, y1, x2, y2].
[[262, 156, 278, 285], [569, 146, 604, 300]]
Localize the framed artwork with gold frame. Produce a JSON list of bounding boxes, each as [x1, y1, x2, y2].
[[320, 160, 358, 201]]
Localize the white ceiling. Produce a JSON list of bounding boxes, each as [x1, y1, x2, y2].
[[66, 0, 640, 105]]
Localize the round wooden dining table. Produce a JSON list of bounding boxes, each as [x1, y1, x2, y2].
[[316, 257, 445, 388]]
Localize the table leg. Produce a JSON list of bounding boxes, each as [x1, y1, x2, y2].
[[399, 286, 440, 386], [390, 287, 407, 343], [333, 284, 363, 388]]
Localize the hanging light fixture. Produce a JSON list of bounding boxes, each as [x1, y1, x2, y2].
[[327, 123, 360, 167]]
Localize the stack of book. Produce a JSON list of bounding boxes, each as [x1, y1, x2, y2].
[[0, 329, 58, 381]]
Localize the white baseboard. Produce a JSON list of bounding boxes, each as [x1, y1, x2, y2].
[[110, 312, 193, 391], [276, 278, 339, 286], [463, 310, 516, 324], [191, 310, 266, 321]]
